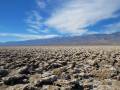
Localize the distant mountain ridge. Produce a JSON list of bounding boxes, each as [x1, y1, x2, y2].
[[1, 32, 120, 46]]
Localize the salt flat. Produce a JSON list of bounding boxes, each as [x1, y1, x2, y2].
[[0, 46, 120, 90]]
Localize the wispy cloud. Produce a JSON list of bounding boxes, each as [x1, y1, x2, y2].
[[0, 33, 58, 41], [36, 0, 47, 8], [25, 11, 43, 34], [103, 22, 120, 34], [26, 0, 120, 36], [46, 0, 120, 35], [26, 0, 68, 34]]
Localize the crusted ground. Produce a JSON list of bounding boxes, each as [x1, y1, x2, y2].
[[0, 46, 120, 90]]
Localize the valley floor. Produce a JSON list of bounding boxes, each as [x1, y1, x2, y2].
[[0, 46, 120, 90]]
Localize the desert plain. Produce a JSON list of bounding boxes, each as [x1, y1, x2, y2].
[[0, 46, 120, 90]]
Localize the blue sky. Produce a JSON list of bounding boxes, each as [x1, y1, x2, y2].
[[0, 0, 120, 42]]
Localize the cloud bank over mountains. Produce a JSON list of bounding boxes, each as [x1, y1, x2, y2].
[[0, 0, 120, 42]]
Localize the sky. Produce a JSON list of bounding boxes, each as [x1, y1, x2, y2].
[[0, 0, 120, 42]]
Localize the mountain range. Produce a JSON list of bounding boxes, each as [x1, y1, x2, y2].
[[1, 32, 120, 46]]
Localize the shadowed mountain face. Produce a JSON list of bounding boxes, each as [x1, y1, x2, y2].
[[1, 32, 120, 46]]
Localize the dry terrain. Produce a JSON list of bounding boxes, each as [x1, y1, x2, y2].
[[0, 46, 120, 90]]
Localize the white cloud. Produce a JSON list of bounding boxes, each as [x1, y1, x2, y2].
[[0, 33, 58, 41], [103, 22, 120, 34], [27, 29, 40, 34], [25, 11, 43, 34], [36, 0, 46, 8], [46, 0, 120, 35]]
